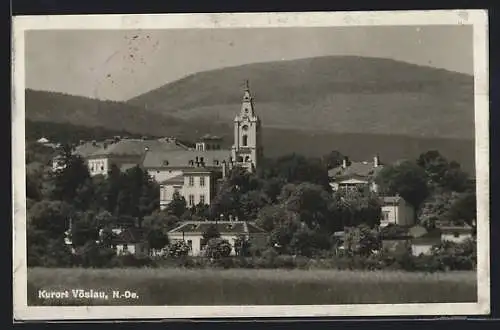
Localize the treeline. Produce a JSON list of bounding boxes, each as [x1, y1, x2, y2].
[[26, 143, 476, 271]]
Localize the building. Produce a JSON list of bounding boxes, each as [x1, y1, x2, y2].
[[146, 83, 262, 208], [230, 81, 263, 173], [111, 227, 148, 256], [51, 83, 263, 209], [440, 225, 474, 243], [379, 195, 415, 227], [328, 155, 384, 193], [86, 138, 189, 176], [167, 221, 267, 256]]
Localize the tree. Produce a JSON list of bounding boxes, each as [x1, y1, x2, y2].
[[202, 224, 221, 247], [70, 210, 100, 248], [321, 150, 345, 170], [375, 160, 429, 209], [28, 200, 73, 239], [334, 189, 381, 229], [260, 154, 331, 191], [278, 182, 334, 230], [51, 146, 91, 206], [447, 191, 477, 226], [146, 228, 170, 251], [234, 234, 252, 257], [417, 151, 470, 192], [166, 192, 187, 218], [344, 224, 380, 256], [167, 240, 190, 258], [256, 204, 299, 232]]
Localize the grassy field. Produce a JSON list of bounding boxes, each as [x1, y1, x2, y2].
[[27, 267, 477, 306]]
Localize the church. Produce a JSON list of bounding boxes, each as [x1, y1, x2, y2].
[[151, 81, 263, 209], [59, 81, 263, 210]]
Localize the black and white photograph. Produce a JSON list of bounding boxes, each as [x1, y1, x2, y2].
[[12, 10, 490, 320]]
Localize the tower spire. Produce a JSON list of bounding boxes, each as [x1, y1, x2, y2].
[[244, 79, 250, 91]]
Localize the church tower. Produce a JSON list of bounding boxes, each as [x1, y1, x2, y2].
[[231, 80, 262, 172]]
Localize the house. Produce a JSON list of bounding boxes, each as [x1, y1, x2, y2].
[[167, 221, 267, 256], [86, 138, 188, 176], [328, 155, 384, 193], [379, 195, 415, 227], [440, 225, 474, 243], [110, 227, 148, 256]]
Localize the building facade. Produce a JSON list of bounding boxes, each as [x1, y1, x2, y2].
[[167, 221, 267, 256], [379, 196, 415, 227], [329, 155, 383, 193]]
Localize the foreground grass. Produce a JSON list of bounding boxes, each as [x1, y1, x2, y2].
[[28, 267, 477, 306]]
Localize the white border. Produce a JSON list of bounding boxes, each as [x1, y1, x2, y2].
[[12, 10, 490, 321]]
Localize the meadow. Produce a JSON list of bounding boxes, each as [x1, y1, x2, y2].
[[27, 267, 477, 306]]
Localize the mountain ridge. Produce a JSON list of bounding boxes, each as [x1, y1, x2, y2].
[[128, 56, 474, 139]]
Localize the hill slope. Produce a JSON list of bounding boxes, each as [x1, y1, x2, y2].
[[25, 89, 229, 138], [128, 56, 474, 139], [24, 90, 475, 173]]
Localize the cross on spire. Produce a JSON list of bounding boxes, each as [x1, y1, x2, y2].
[[244, 79, 250, 91]]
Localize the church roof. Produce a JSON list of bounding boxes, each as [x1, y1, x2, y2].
[[142, 149, 231, 169], [73, 142, 105, 158]]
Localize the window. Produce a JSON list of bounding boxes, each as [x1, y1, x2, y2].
[[200, 194, 206, 205], [189, 176, 194, 186], [382, 211, 390, 221], [188, 194, 195, 207], [245, 156, 250, 162], [200, 176, 205, 187], [453, 232, 460, 238], [242, 135, 248, 146], [242, 125, 248, 131], [187, 240, 192, 250]]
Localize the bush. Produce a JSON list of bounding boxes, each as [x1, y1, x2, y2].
[[205, 238, 232, 260], [167, 240, 190, 259]]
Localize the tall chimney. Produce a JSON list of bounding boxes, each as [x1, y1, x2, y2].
[[342, 157, 348, 169], [373, 154, 380, 168]]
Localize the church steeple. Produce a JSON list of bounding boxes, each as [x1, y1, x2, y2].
[[240, 80, 256, 118], [231, 80, 262, 173]]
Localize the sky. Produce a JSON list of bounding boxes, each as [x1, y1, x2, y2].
[[25, 25, 473, 101]]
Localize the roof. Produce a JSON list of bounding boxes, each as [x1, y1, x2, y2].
[[89, 139, 188, 158], [380, 196, 407, 206], [112, 227, 145, 244], [37, 137, 49, 143], [73, 142, 105, 158], [142, 149, 231, 169], [440, 226, 474, 234], [168, 221, 266, 235], [161, 174, 184, 185], [329, 162, 384, 181], [200, 134, 223, 141], [120, 163, 138, 172]]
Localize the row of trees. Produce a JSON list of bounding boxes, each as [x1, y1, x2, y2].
[[26, 139, 476, 267]]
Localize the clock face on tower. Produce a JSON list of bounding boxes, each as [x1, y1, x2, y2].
[[242, 125, 248, 131]]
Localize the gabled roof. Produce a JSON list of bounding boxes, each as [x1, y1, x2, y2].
[[329, 162, 384, 181], [160, 174, 184, 185], [113, 227, 145, 244], [168, 221, 266, 235], [142, 149, 231, 169], [440, 225, 474, 234], [73, 142, 105, 158], [89, 139, 188, 158]]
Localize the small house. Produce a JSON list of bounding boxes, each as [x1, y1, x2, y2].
[[167, 221, 267, 256], [111, 227, 148, 256], [410, 230, 442, 256]]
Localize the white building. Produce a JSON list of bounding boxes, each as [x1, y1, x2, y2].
[[328, 155, 383, 193], [379, 196, 415, 227], [167, 221, 267, 256], [440, 225, 474, 243]]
